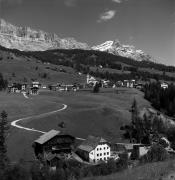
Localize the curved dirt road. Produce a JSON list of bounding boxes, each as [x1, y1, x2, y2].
[[11, 104, 68, 134], [10, 104, 85, 140]]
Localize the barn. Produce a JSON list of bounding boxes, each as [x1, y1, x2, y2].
[[33, 130, 75, 160]]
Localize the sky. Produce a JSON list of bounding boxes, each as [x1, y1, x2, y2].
[[0, 0, 174, 65]]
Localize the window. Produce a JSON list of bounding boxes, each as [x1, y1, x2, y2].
[[100, 158, 102, 160], [107, 152, 109, 155], [104, 153, 106, 155], [100, 153, 102, 156], [97, 148, 98, 151], [97, 154, 99, 157], [104, 157, 106, 160], [104, 147, 106, 150]]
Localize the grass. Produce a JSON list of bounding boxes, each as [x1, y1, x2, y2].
[[83, 160, 175, 180], [0, 55, 86, 84], [1, 87, 151, 162]]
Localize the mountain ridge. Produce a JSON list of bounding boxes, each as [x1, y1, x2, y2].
[[0, 19, 89, 51], [0, 18, 160, 63]]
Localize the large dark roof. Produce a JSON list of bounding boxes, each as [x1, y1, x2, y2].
[[78, 135, 108, 152], [35, 130, 60, 145]]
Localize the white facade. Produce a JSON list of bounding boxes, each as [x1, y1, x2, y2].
[[32, 81, 40, 88], [138, 146, 150, 158], [161, 82, 168, 89], [89, 143, 110, 163], [87, 74, 98, 85]]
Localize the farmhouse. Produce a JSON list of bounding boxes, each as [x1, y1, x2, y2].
[[33, 130, 75, 160], [76, 135, 110, 163]]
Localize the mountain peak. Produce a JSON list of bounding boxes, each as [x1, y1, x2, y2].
[[92, 39, 152, 61]]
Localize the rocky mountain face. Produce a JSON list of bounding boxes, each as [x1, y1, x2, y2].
[[0, 19, 153, 61], [0, 19, 89, 51], [92, 40, 153, 61]]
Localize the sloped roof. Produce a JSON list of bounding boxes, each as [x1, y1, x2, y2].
[[35, 130, 60, 145], [78, 135, 108, 152]]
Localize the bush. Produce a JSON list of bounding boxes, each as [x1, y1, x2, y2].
[[140, 144, 169, 163]]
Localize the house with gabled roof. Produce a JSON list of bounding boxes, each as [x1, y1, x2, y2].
[[33, 129, 75, 160], [76, 135, 111, 163]]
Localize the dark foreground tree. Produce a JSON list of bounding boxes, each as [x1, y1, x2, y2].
[[0, 111, 9, 170], [93, 82, 101, 93]]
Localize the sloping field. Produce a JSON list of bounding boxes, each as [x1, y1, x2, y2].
[[0, 55, 86, 84], [83, 160, 175, 180], [0, 88, 151, 162]]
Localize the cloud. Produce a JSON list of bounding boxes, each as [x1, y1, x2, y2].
[[64, 0, 76, 7], [112, 0, 122, 3], [97, 10, 116, 23]]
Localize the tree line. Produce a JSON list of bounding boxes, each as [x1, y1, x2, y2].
[[0, 73, 8, 91], [143, 82, 175, 117]]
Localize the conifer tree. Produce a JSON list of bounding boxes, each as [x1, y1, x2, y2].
[[0, 110, 9, 170]]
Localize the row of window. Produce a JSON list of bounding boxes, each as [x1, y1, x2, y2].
[[96, 152, 110, 157], [96, 157, 109, 161], [97, 147, 109, 151]]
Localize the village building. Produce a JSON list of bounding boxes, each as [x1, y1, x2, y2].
[[101, 79, 110, 88], [30, 87, 39, 95], [49, 84, 58, 91], [161, 82, 168, 89], [21, 83, 28, 91], [116, 81, 124, 87], [33, 130, 75, 161], [31, 81, 41, 88], [87, 74, 98, 86], [8, 83, 24, 93], [113, 143, 150, 160], [134, 83, 144, 90], [8, 85, 18, 93], [76, 135, 111, 163], [41, 85, 47, 89], [123, 80, 136, 88]]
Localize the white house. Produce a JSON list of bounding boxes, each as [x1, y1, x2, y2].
[[161, 82, 168, 89], [77, 135, 110, 163], [32, 81, 41, 88], [87, 74, 98, 86]]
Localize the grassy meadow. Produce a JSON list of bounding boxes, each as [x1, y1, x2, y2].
[[0, 87, 151, 162], [83, 160, 175, 180]]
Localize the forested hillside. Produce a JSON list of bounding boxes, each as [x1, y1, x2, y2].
[[0, 46, 175, 82]]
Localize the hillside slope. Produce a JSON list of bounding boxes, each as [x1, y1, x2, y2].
[[0, 45, 175, 84], [0, 46, 86, 84]]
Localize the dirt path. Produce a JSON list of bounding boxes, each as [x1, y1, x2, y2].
[[11, 104, 67, 134], [10, 104, 85, 140]]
